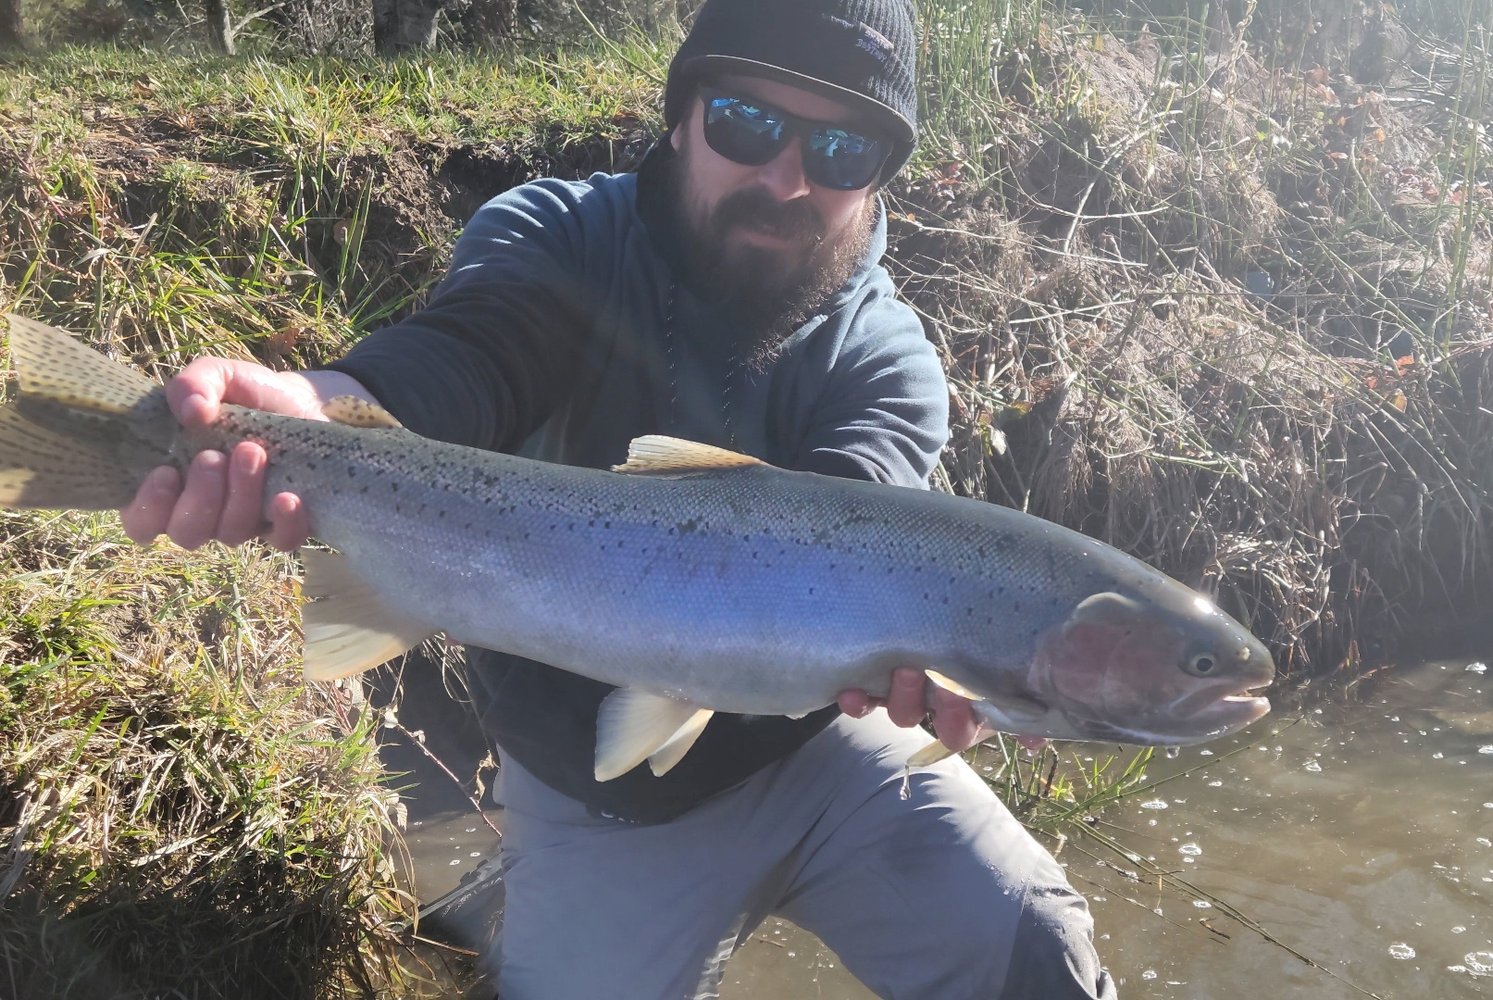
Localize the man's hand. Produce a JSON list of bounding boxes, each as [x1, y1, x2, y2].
[[837, 666, 988, 753], [120, 358, 374, 551]]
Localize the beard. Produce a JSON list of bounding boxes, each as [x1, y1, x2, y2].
[[651, 140, 878, 372]]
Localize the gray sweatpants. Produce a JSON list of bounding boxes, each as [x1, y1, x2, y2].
[[491, 712, 1117, 1000]]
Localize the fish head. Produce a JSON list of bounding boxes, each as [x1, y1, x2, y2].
[[1022, 586, 1276, 745]]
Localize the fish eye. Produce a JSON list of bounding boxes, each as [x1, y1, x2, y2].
[[1185, 653, 1217, 677]]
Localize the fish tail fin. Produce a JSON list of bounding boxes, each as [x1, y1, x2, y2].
[[1, 314, 174, 510]]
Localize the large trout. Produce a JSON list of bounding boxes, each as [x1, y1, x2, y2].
[[0, 315, 1274, 780]]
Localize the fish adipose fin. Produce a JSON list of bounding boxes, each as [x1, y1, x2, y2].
[[300, 548, 434, 680], [1, 314, 173, 509], [612, 435, 766, 475], [594, 687, 715, 781], [323, 396, 403, 429]]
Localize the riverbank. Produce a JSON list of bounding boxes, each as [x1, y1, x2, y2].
[[2, 2, 1489, 995]]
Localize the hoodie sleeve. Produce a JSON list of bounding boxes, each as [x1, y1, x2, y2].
[[324, 178, 605, 452], [792, 294, 950, 489]]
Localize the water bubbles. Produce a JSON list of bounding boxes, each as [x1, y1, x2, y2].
[[1164, 747, 1181, 760], [1141, 799, 1169, 810], [1388, 942, 1416, 960], [1476, 837, 1491, 847], [1192, 899, 1213, 909], [1303, 759, 1323, 773], [448, 858, 461, 867], [1451, 926, 1467, 934], [1478, 746, 1493, 755], [1207, 779, 1223, 787], [1467, 662, 1487, 674], [1141, 969, 1159, 981], [1178, 842, 1203, 857], [1199, 749, 1214, 756], [1483, 802, 1493, 809], [1464, 952, 1493, 976], [1433, 752, 1446, 760]]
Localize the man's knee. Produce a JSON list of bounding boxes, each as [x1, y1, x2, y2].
[[999, 881, 1118, 1000]]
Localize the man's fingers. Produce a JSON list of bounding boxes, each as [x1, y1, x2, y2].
[[884, 666, 928, 728], [121, 465, 183, 543], [928, 684, 983, 753], [214, 442, 269, 546], [165, 450, 229, 550], [836, 689, 879, 719], [262, 492, 309, 552]]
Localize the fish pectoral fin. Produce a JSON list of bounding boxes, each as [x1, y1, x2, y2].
[[907, 739, 958, 768], [1067, 592, 1143, 626], [594, 688, 714, 782], [969, 692, 1052, 733], [323, 395, 403, 429], [924, 669, 983, 701], [611, 435, 767, 475], [300, 548, 434, 681]]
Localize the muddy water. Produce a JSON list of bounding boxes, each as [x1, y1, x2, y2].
[[389, 657, 1492, 998]]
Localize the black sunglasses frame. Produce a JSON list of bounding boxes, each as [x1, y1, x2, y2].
[[696, 88, 893, 192]]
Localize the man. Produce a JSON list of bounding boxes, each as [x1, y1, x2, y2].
[[123, 0, 1117, 996]]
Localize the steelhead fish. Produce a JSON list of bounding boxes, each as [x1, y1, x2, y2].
[[0, 315, 1275, 780]]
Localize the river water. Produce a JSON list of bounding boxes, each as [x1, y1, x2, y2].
[[387, 657, 1492, 998]]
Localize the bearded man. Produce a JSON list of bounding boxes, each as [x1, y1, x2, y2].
[[123, 1, 1118, 996]]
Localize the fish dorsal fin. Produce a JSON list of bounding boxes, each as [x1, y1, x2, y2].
[[594, 687, 715, 781], [5, 314, 156, 414], [611, 435, 766, 475], [299, 548, 434, 680], [324, 395, 403, 429]]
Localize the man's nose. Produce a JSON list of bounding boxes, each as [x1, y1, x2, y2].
[[756, 137, 811, 201]]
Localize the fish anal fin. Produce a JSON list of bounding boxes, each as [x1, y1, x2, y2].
[[300, 548, 433, 680], [595, 687, 714, 781], [612, 435, 767, 475], [324, 395, 403, 429]]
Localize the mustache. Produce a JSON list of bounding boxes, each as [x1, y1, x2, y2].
[[711, 188, 824, 243]]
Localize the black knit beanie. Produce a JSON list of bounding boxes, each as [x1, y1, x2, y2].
[[664, 0, 919, 182]]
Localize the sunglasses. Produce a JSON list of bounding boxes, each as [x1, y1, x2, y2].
[[697, 88, 893, 192]]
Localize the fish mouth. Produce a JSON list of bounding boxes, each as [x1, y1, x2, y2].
[[1176, 681, 1272, 732]]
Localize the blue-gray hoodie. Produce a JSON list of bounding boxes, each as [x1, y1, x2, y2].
[[329, 143, 949, 822]]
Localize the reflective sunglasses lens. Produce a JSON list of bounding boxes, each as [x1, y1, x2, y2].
[[804, 128, 887, 190], [703, 97, 786, 166]]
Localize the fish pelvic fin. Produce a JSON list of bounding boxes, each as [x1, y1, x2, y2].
[[1, 315, 174, 509], [611, 435, 767, 476], [300, 548, 435, 680], [594, 687, 714, 781]]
